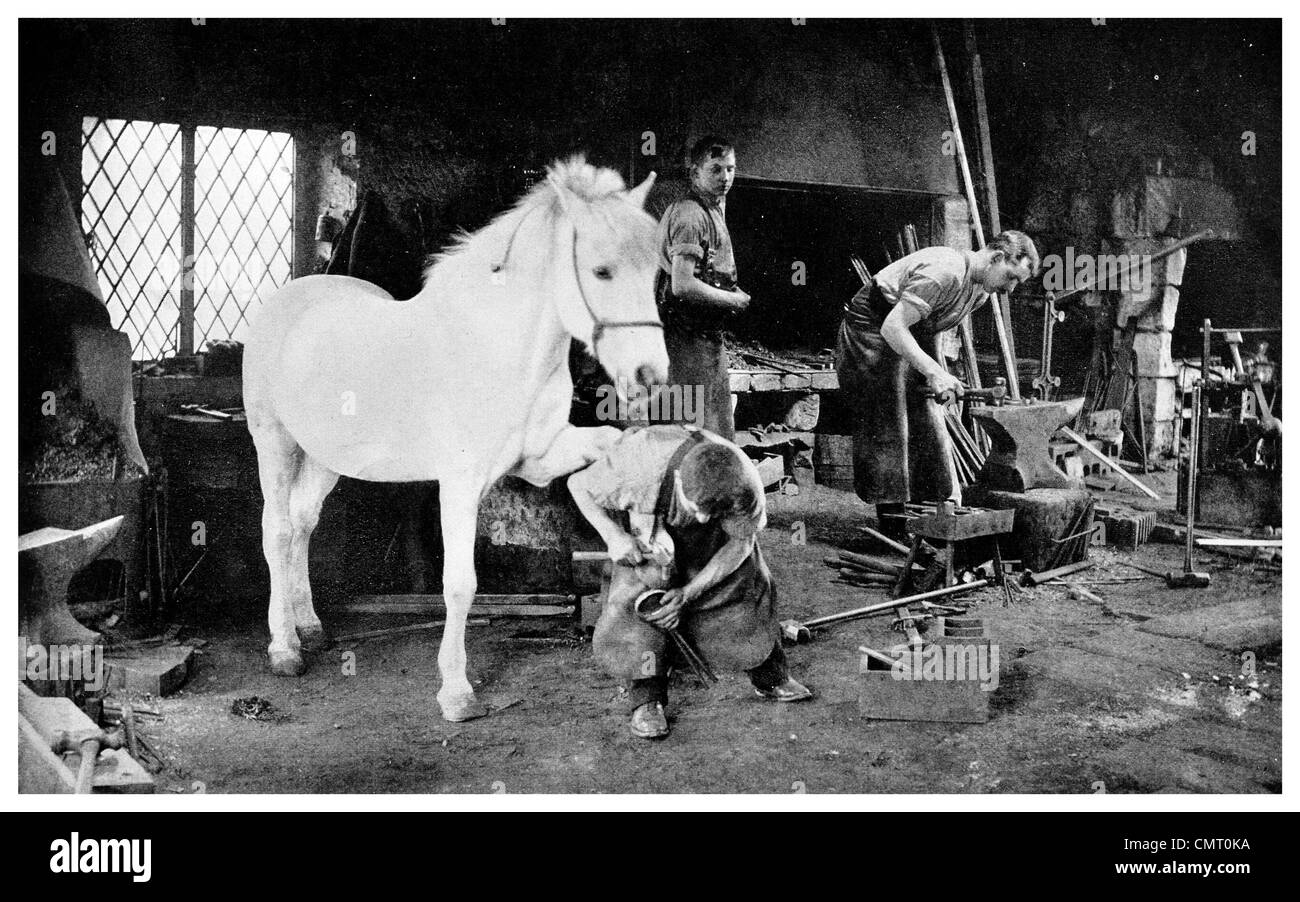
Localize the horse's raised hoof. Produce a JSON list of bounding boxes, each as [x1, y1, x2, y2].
[[438, 690, 488, 722], [297, 624, 330, 654], [269, 650, 307, 677]]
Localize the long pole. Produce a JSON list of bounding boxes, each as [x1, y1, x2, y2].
[[964, 21, 1022, 398], [931, 26, 984, 394], [1186, 382, 1203, 574], [933, 26, 1020, 400]]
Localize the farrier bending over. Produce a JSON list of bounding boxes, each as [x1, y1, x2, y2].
[[835, 231, 1039, 517], [568, 424, 812, 740]]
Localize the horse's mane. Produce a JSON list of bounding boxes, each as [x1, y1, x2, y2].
[[423, 156, 655, 284]]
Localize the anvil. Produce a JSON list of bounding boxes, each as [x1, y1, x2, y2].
[[970, 397, 1086, 493]]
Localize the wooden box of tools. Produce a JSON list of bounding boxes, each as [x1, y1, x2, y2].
[[858, 617, 994, 724]]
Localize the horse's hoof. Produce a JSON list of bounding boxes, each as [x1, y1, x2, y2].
[[438, 691, 488, 722], [269, 650, 306, 677], [297, 624, 329, 654]]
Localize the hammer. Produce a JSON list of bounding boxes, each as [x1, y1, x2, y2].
[[1170, 383, 1211, 588], [924, 377, 1008, 406], [51, 727, 127, 794], [1122, 562, 1208, 589]]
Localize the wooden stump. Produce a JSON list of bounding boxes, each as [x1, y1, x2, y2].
[[966, 487, 1094, 574]]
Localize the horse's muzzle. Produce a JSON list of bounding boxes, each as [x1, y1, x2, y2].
[[635, 363, 666, 390]]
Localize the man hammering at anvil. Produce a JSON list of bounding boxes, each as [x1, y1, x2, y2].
[[835, 231, 1040, 522], [568, 424, 812, 740]]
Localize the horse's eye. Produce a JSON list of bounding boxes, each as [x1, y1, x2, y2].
[[593, 266, 614, 281]]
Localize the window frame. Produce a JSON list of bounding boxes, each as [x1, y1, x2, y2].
[[81, 115, 297, 362]]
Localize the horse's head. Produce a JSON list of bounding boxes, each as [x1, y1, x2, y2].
[[544, 159, 668, 396]]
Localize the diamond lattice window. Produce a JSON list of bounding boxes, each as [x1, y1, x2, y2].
[[81, 117, 295, 360], [194, 127, 295, 351], [82, 119, 184, 361]]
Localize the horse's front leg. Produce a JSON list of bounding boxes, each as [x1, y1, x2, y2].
[[512, 425, 622, 486], [436, 477, 489, 722]]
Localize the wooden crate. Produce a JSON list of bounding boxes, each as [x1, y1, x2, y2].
[[858, 621, 994, 724]]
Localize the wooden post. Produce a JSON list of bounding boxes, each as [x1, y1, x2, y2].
[[933, 26, 1026, 404], [179, 126, 196, 357], [965, 22, 1022, 400]]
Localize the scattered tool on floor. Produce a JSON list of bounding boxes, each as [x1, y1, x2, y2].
[[781, 580, 986, 644], [1021, 559, 1094, 587], [1042, 579, 1105, 605], [179, 403, 235, 420]]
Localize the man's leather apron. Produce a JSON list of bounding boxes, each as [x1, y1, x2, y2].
[[834, 282, 955, 505], [591, 427, 779, 682]]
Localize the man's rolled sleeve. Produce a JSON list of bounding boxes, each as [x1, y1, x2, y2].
[[665, 206, 711, 262], [896, 273, 943, 319]]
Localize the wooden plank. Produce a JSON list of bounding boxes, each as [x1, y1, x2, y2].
[[1060, 427, 1160, 500], [344, 595, 574, 616], [1195, 538, 1282, 548], [332, 618, 491, 644], [104, 644, 194, 696]]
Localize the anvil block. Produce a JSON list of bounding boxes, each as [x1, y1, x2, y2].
[[971, 398, 1086, 493], [19, 516, 122, 648]]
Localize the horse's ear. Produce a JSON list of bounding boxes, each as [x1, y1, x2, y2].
[[547, 174, 574, 218], [626, 171, 657, 209]]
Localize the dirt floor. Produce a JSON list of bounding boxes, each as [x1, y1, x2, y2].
[[133, 479, 1281, 794]]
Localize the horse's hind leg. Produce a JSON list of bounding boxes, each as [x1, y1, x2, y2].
[[249, 417, 306, 675], [436, 477, 489, 722], [287, 456, 340, 653]]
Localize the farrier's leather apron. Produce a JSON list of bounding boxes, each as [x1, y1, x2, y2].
[[592, 427, 779, 681]]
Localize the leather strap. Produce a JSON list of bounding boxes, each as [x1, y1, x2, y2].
[[654, 427, 707, 522]]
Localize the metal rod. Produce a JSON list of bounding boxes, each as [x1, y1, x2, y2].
[[1186, 383, 1203, 574], [803, 580, 988, 630], [1054, 229, 1215, 308]]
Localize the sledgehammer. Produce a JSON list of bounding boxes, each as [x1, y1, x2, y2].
[[780, 580, 987, 643]]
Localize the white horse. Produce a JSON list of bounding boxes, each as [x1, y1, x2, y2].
[[243, 158, 667, 721]]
